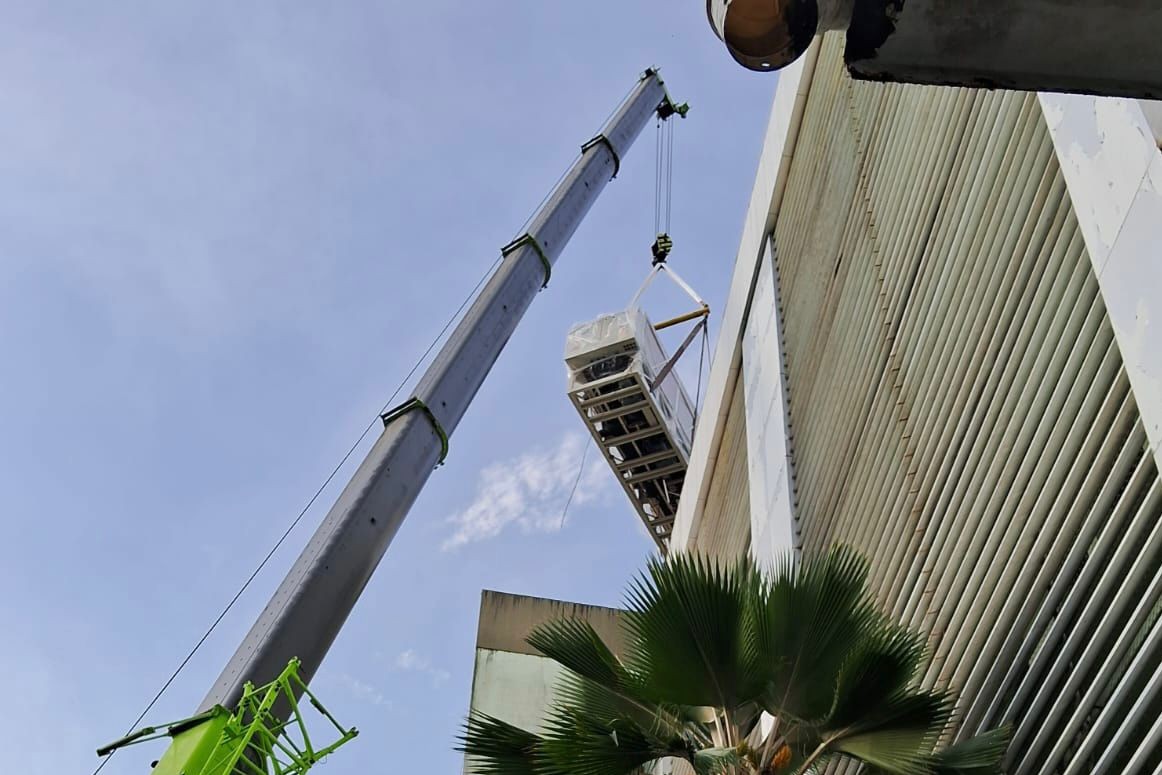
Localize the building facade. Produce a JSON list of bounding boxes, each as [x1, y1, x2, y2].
[[465, 33, 1162, 774], [674, 33, 1162, 774]]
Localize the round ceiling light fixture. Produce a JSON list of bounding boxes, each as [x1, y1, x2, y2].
[[707, 0, 852, 72]]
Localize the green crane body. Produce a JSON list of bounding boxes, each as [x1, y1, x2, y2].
[[99, 660, 357, 775]]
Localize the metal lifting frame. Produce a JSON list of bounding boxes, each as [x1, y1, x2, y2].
[[649, 317, 707, 395], [628, 262, 710, 393], [629, 261, 709, 330]]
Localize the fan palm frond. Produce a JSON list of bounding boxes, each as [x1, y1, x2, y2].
[[623, 553, 763, 710], [458, 545, 1008, 775], [692, 746, 740, 775], [538, 706, 691, 775], [753, 546, 878, 723], [528, 618, 707, 745], [825, 625, 928, 730], [829, 691, 954, 769], [927, 726, 1011, 774], [458, 712, 542, 775]]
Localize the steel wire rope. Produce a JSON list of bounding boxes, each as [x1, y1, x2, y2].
[[92, 253, 503, 775], [654, 116, 664, 236], [665, 116, 675, 234]]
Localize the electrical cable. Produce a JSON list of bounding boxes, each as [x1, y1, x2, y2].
[[91, 254, 503, 775]]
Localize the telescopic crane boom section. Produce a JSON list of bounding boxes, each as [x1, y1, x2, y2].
[[98, 68, 687, 775], [203, 68, 683, 713]]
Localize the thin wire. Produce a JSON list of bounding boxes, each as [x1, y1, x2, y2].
[[559, 440, 593, 529], [692, 322, 709, 435], [519, 78, 639, 239], [599, 78, 640, 135], [516, 161, 574, 238], [91, 254, 503, 775]]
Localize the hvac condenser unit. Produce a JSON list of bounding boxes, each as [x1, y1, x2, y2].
[[565, 307, 696, 552]]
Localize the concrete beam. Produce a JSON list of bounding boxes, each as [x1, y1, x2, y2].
[[1039, 93, 1162, 475], [846, 0, 1162, 99], [708, 0, 1162, 99], [475, 590, 627, 658]]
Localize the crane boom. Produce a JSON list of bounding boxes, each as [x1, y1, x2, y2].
[[97, 68, 685, 775], [199, 68, 683, 713]]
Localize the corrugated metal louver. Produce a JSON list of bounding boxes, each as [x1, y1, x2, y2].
[[775, 33, 1162, 774], [690, 376, 751, 560]]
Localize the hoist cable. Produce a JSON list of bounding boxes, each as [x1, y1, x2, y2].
[[665, 118, 675, 234], [653, 117, 663, 236], [652, 114, 676, 243], [91, 254, 503, 775], [652, 119, 658, 234]]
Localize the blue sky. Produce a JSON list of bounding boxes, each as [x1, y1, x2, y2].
[[0, 3, 774, 773]]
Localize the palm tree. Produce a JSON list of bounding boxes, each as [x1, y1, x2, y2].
[[458, 546, 1009, 775]]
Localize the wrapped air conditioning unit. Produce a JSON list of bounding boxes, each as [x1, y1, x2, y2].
[[565, 307, 696, 552]]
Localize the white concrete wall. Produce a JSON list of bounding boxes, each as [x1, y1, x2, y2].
[[1138, 100, 1162, 146], [463, 592, 629, 774], [1040, 94, 1162, 475], [741, 237, 798, 567], [466, 645, 683, 775], [468, 649, 565, 735]]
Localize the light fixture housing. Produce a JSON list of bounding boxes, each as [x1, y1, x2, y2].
[[706, 0, 837, 72], [708, 0, 1162, 99]]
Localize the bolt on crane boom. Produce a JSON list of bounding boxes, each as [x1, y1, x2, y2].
[[102, 68, 687, 775]]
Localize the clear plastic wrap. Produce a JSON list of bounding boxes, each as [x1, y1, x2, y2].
[[564, 306, 695, 456], [565, 309, 655, 369]]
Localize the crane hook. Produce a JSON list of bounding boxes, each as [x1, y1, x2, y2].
[[651, 233, 673, 265]]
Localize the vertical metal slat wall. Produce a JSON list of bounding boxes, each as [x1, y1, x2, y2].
[[773, 34, 1162, 774]]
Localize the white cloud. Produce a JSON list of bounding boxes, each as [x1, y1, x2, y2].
[[394, 649, 451, 686], [441, 432, 611, 551], [333, 672, 391, 708]]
